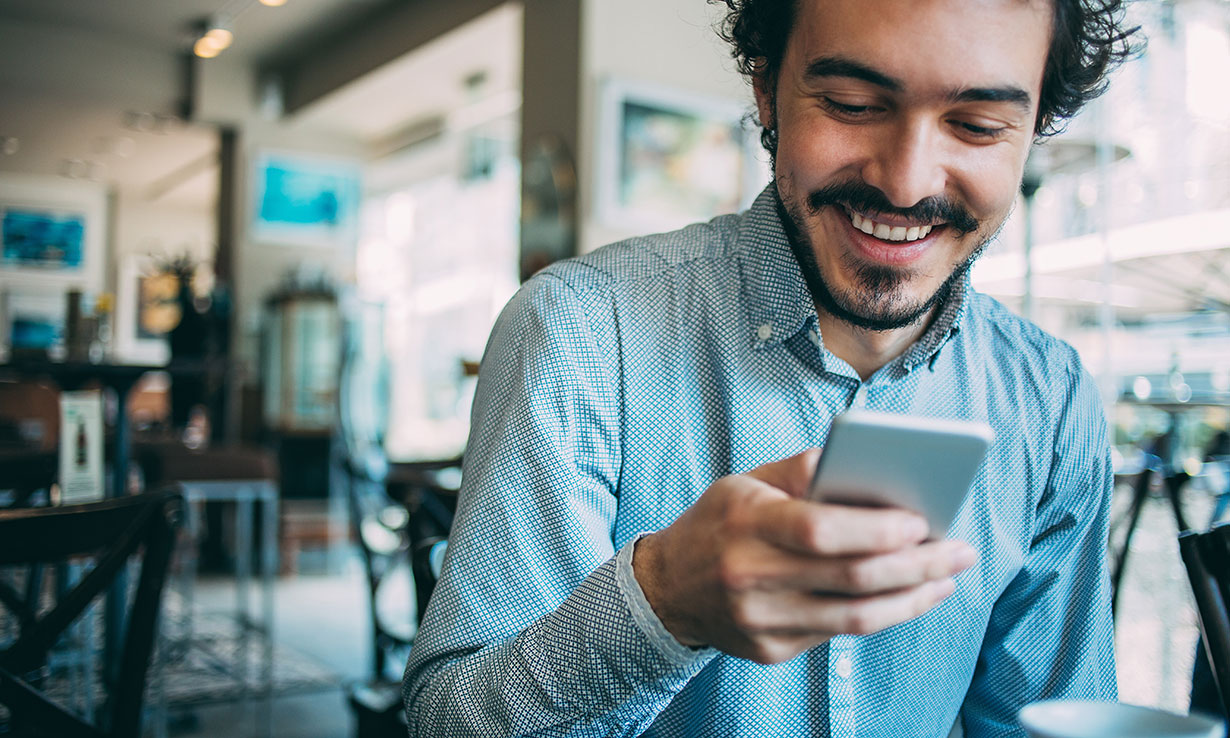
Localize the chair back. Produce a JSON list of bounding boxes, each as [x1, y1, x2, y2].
[[404, 480, 454, 622], [0, 379, 60, 453], [0, 449, 58, 509], [1180, 524, 1230, 714], [0, 489, 183, 738]]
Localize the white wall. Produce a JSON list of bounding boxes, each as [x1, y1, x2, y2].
[[195, 58, 366, 374], [113, 201, 214, 264], [578, 0, 758, 253]]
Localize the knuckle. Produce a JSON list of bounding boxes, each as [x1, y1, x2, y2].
[[801, 513, 834, 553], [718, 487, 755, 534], [727, 597, 760, 632], [842, 560, 876, 593], [869, 523, 900, 551], [716, 553, 753, 592]]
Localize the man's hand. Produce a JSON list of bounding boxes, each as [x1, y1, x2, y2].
[[633, 450, 977, 664]]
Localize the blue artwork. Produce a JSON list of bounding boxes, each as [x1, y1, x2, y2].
[[257, 161, 357, 228], [2, 209, 86, 269], [10, 315, 61, 350]]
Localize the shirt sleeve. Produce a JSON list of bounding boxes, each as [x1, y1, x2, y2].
[[961, 359, 1118, 736], [402, 273, 715, 738]]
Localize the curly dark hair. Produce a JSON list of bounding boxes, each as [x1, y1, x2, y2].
[[714, 0, 1142, 153]]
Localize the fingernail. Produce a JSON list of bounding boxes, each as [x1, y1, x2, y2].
[[904, 516, 929, 541], [950, 542, 978, 570], [933, 577, 956, 598]]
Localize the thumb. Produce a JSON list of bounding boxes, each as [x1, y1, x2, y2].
[[745, 448, 820, 499]]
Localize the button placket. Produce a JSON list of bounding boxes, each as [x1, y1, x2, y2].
[[834, 653, 854, 678], [849, 384, 868, 409]]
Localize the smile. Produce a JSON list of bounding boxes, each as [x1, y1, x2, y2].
[[848, 210, 936, 242]]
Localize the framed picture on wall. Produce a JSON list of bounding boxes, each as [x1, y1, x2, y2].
[[595, 78, 767, 234], [1, 290, 67, 360], [0, 174, 106, 294], [250, 151, 361, 248], [113, 255, 171, 365]]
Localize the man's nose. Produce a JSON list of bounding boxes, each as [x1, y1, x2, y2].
[[859, 119, 948, 210]]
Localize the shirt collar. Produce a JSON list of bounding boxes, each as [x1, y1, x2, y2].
[[898, 274, 968, 373], [736, 183, 815, 349], [735, 181, 968, 369]]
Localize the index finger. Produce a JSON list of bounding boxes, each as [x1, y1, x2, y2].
[[753, 496, 930, 556]]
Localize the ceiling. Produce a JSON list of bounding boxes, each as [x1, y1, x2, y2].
[[0, 0, 386, 63], [293, 3, 521, 146], [0, 0, 521, 208]]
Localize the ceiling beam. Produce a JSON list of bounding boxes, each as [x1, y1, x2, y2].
[[266, 0, 508, 116]]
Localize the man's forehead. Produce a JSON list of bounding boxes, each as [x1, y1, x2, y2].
[[794, 0, 1054, 21], [787, 0, 1054, 48], [784, 0, 1053, 94]]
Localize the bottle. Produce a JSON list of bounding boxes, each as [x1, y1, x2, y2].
[[75, 419, 88, 468]]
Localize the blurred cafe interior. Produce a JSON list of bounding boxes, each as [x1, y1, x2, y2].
[[0, 0, 1227, 735]]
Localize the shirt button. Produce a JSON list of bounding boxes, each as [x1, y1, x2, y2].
[[851, 386, 868, 409], [756, 324, 773, 341], [834, 654, 853, 678]]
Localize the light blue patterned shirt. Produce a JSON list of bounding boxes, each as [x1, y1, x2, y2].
[[403, 184, 1117, 737]]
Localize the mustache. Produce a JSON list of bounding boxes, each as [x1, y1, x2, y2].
[[806, 181, 979, 235]]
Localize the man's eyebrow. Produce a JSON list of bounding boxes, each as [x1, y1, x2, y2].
[[802, 56, 902, 91], [949, 86, 1033, 114], [803, 55, 1034, 113]]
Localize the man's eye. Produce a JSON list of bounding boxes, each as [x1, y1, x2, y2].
[[822, 98, 877, 117], [956, 121, 1008, 139]]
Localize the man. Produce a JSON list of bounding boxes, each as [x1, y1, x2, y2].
[[404, 0, 1138, 735]]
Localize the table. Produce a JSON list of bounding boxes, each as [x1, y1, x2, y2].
[[0, 359, 163, 680], [156, 477, 278, 738]]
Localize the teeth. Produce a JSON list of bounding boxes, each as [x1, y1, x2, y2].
[[851, 212, 875, 235], [847, 210, 936, 242]]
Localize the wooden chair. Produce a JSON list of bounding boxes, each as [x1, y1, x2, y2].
[[343, 452, 414, 683], [1180, 524, 1230, 716], [0, 489, 183, 738], [0, 449, 57, 509], [341, 454, 456, 738]]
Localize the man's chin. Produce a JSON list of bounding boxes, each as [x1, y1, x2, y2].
[[819, 260, 961, 332], [819, 287, 937, 332]]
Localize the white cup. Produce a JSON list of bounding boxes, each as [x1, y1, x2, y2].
[[1019, 700, 1224, 738]]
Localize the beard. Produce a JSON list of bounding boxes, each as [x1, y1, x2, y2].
[[776, 178, 999, 332]]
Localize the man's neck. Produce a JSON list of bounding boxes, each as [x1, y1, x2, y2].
[[815, 305, 936, 381]]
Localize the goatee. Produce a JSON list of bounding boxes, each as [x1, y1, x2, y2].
[[776, 179, 994, 332]]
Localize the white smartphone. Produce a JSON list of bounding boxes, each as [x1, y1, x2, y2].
[[808, 410, 995, 538]]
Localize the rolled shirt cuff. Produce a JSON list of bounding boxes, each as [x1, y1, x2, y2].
[[616, 532, 718, 669]]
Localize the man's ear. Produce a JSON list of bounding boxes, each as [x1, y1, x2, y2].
[[751, 60, 776, 130]]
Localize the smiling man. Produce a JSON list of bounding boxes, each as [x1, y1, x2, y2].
[[404, 1, 1139, 736]]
